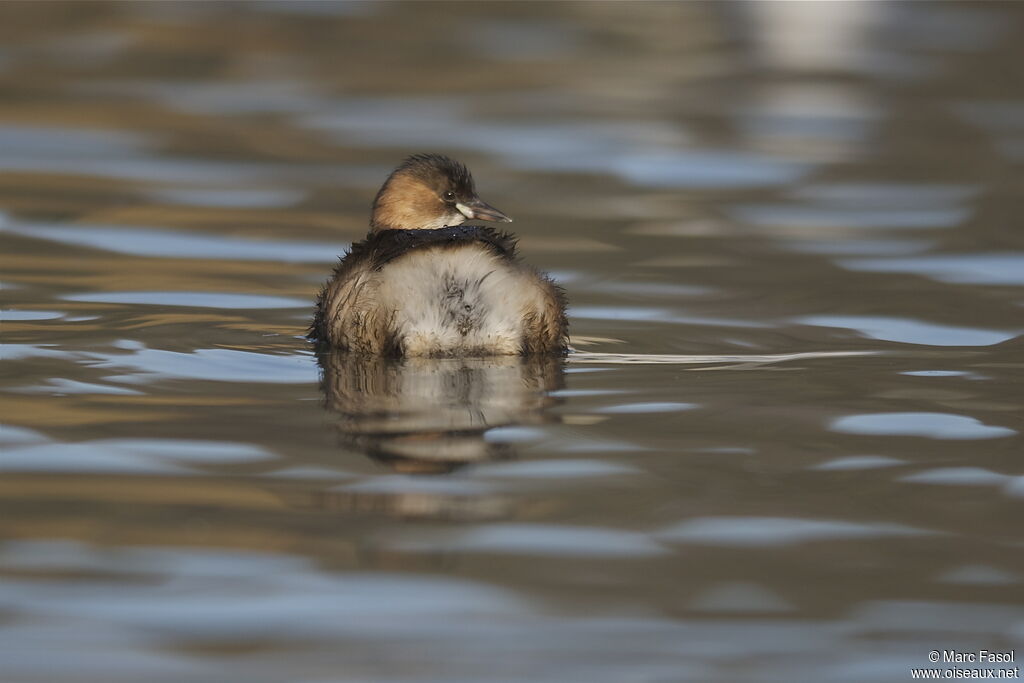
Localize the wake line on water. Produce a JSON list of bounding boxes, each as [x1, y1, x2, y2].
[[566, 350, 878, 367]]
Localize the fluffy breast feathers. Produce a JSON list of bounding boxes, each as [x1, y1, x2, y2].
[[311, 227, 567, 356]]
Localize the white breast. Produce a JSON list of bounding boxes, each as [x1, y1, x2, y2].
[[375, 244, 549, 356]]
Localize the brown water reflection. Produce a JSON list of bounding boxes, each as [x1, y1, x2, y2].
[[2, 1, 1024, 682], [319, 352, 563, 473]]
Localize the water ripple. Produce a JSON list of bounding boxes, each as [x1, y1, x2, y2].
[[6, 223, 344, 264], [730, 205, 970, 230], [796, 315, 1019, 346], [88, 347, 317, 384], [65, 291, 308, 309], [391, 523, 668, 558], [898, 467, 1011, 486], [839, 253, 1024, 286], [660, 517, 935, 547], [831, 413, 1016, 439]]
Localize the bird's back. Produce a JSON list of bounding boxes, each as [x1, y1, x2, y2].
[[312, 227, 566, 356]]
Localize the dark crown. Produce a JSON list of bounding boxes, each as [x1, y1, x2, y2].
[[394, 153, 475, 193]]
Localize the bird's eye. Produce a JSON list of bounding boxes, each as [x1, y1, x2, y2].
[[443, 191, 456, 202]]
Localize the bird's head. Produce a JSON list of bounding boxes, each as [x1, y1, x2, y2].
[[370, 153, 512, 232]]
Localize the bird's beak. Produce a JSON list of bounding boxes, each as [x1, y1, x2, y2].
[[456, 198, 513, 223]]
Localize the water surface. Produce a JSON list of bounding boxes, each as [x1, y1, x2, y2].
[[2, 2, 1023, 682]]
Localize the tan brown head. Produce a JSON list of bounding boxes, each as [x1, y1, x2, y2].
[[369, 154, 512, 232]]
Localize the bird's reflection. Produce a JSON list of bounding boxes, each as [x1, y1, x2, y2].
[[317, 352, 565, 473]]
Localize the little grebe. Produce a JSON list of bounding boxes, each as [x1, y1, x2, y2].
[[310, 154, 567, 356]]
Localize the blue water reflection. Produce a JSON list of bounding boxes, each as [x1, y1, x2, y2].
[[831, 413, 1016, 439], [2, 2, 1024, 681], [796, 315, 1019, 346], [7, 223, 344, 263], [840, 253, 1024, 286], [65, 291, 309, 309], [90, 347, 318, 383]]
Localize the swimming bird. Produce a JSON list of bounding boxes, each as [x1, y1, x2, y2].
[[310, 154, 567, 356]]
